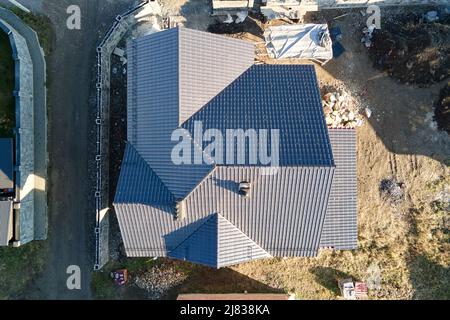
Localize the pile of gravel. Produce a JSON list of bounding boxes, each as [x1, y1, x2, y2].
[[134, 264, 187, 299], [380, 178, 405, 205]]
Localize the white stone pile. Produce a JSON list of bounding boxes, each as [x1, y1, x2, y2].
[[322, 90, 364, 128], [134, 264, 187, 299]]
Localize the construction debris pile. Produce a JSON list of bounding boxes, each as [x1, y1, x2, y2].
[[322, 89, 365, 128], [379, 178, 405, 206], [134, 264, 187, 299], [366, 11, 450, 86], [207, 14, 263, 38]]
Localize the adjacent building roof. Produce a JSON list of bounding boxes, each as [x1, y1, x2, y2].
[[0, 201, 13, 246], [115, 27, 357, 268], [0, 138, 13, 190], [177, 293, 290, 300]]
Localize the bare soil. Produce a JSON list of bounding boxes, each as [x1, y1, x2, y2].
[[434, 82, 450, 134], [368, 12, 450, 86], [109, 53, 128, 203]]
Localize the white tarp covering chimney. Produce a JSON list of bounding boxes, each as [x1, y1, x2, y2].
[[264, 24, 333, 62]]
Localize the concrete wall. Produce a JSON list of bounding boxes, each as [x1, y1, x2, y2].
[[0, 8, 48, 246], [0, 18, 35, 244], [302, 0, 449, 9], [96, 13, 137, 269]]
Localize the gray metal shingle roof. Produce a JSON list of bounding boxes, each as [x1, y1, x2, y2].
[[178, 28, 255, 124], [320, 129, 358, 250], [114, 143, 174, 205], [115, 27, 358, 268], [115, 165, 335, 263], [127, 27, 254, 199], [169, 213, 271, 268], [183, 65, 334, 166]]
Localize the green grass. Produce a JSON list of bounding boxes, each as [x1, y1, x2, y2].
[[0, 30, 15, 137], [0, 241, 48, 299], [10, 8, 54, 57], [92, 258, 157, 300]]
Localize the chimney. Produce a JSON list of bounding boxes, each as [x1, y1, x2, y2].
[[239, 181, 251, 198]]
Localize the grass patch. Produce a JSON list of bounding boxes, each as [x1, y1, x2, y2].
[[10, 8, 54, 57], [91, 258, 157, 300], [0, 241, 48, 299], [91, 269, 118, 300], [0, 30, 15, 137]]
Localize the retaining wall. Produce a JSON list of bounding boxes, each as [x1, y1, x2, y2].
[[0, 8, 48, 246], [0, 18, 35, 244], [94, 1, 149, 269]]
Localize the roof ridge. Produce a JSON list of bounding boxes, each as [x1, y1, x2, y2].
[[216, 213, 271, 267], [216, 213, 268, 252], [117, 143, 176, 204], [168, 213, 218, 256], [180, 65, 255, 127]]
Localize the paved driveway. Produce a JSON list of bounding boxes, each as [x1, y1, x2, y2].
[[20, 0, 134, 299]]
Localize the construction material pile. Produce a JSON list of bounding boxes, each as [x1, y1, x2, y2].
[[264, 24, 333, 63], [367, 12, 450, 86], [322, 90, 364, 128], [134, 264, 187, 299]]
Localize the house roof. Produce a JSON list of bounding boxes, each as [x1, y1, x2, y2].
[[114, 27, 357, 268], [0, 138, 13, 190]]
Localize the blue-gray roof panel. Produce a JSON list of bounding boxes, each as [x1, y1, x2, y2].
[[115, 166, 335, 260], [320, 129, 358, 249], [114, 143, 174, 205], [182, 65, 334, 166], [126, 27, 254, 199]]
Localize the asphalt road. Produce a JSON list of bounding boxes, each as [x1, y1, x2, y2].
[[19, 0, 134, 299]]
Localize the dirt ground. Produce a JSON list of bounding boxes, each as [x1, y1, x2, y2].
[[101, 4, 449, 300], [368, 11, 450, 86], [435, 82, 450, 134]]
